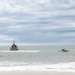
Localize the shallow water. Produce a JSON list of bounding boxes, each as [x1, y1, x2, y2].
[[0, 45, 75, 72]]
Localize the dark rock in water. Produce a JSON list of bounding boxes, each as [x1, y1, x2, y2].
[[61, 49, 69, 52]]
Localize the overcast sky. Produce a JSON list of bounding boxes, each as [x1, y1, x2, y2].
[[0, 0, 75, 45]]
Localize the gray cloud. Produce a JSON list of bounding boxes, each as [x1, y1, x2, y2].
[[0, 0, 75, 44]]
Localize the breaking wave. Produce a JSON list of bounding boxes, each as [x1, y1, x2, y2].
[[0, 62, 75, 72], [0, 50, 40, 53]]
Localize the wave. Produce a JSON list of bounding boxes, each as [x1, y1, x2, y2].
[[0, 50, 40, 53], [0, 62, 75, 72], [45, 62, 75, 72]]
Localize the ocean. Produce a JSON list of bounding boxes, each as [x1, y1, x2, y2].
[[0, 45, 75, 72]]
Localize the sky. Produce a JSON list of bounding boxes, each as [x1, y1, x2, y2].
[[0, 0, 75, 45]]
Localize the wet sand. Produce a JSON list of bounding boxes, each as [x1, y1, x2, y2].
[[0, 71, 75, 75]]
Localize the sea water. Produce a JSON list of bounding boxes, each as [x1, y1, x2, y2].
[[0, 45, 75, 72]]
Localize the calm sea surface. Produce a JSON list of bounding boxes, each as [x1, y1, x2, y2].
[[0, 45, 75, 71]]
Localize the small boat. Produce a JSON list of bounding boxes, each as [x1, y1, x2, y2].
[[61, 49, 69, 52], [10, 41, 18, 51]]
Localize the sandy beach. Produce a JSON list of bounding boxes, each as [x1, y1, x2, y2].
[[0, 71, 75, 75]]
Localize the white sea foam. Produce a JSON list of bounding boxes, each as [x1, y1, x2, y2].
[[0, 50, 40, 53], [0, 62, 75, 72]]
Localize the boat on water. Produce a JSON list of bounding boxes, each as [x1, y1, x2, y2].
[[10, 41, 18, 51], [61, 49, 69, 52]]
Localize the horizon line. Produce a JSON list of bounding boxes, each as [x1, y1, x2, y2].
[[0, 43, 74, 46]]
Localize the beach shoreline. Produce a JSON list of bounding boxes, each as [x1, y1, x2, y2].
[[0, 71, 75, 75]]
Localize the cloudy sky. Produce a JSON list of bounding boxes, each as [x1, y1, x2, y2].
[[0, 0, 75, 45]]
